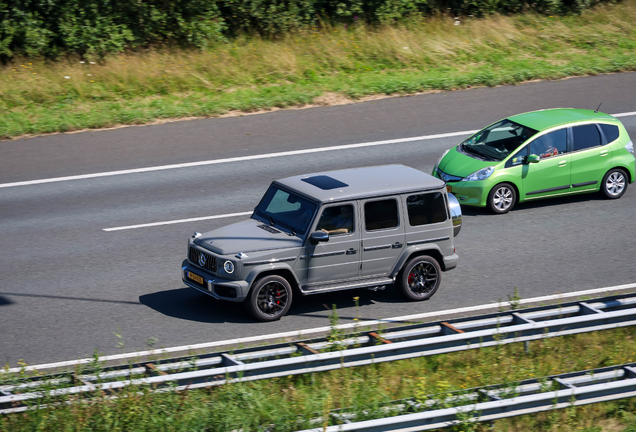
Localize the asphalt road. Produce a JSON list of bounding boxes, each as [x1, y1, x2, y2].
[[1, 73, 635, 367]]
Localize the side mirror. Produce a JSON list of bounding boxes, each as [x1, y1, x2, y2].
[[310, 231, 329, 245], [526, 154, 540, 164]]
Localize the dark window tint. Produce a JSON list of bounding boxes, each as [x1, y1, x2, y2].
[[600, 124, 620, 143], [506, 145, 529, 167], [407, 193, 447, 226], [572, 124, 601, 151], [365, 199, 398, 231], [301, 175, 348, 190]]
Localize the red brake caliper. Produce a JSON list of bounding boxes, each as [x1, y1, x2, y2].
[[408, 273, 415, 285], [276, 287, 281, 305]]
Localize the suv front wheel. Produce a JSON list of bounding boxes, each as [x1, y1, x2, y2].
[[398, 256, 441, 301], [246, 275, 292, 321]]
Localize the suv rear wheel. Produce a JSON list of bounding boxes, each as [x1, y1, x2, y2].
[[398, 256, 441, 301], [246, 275, 292, 322]]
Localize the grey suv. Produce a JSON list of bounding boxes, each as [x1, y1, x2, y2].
[[182, 165, 461, 321]]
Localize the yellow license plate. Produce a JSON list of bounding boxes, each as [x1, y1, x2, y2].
[[188, 271, 204, 285], [446, 185, 452, 193]]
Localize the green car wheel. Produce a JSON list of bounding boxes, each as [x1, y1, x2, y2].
[[601, 168, 628, 199], [487, 183, 516, 214]]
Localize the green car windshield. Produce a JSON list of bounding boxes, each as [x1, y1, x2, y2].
[[461, 119, 538, 161]]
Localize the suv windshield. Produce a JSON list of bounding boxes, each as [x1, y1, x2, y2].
[[254, 186, 317, 235], [461, 119, 538, 161]]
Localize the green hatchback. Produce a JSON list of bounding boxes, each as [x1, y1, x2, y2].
[[433, 108, 635, 213]]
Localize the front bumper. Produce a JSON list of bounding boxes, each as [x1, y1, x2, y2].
[[445, 182, 489, 207], [181, 260, 249, 302]]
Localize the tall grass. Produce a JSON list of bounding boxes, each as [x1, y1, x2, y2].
[[2, 326, 636, 431], [2, 0, 636, 139]]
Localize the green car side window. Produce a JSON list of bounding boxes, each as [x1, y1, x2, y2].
[[529, 129, 567, 159], [506, 145, 529, 167]]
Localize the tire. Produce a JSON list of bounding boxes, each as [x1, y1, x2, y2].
[[487, 183, 516, 214], [246, 275, 292, 322], [601, 168, 628, 199], [398, 256, 441, 301]]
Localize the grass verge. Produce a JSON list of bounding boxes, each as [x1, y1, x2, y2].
[[2, 0, 636, 140], [2, 325, 636, 431]]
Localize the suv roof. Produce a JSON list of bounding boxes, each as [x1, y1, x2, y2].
[[508, 108, 616, 131], [275, 164, 445, 203]]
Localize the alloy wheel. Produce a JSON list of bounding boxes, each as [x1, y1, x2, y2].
[[605, 171, 626, 197], [407, 262, 439, 297], [493, 186, 513, 211]]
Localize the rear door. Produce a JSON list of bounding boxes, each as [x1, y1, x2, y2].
[[570, 124, 612, 190], [360, 198, 405, 277]]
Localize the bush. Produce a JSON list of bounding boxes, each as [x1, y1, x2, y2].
[[0, 0, 611, 60]]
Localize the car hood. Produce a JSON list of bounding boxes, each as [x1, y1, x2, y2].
[[193, 219, 302, 255], [438, 147, 497, 178]]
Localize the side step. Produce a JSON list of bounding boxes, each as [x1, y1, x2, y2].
[[302, 277, 394, 295]]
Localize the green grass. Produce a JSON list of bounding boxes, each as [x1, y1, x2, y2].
[[2, 325, 636, 431], [2, 0, 636, 140]]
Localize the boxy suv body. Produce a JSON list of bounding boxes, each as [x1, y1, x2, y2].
[[182, 165, 461, 321]]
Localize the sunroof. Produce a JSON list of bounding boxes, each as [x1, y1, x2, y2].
[[301, 175, 349, 190]]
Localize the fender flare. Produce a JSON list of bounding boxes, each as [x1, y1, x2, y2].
[[391, 245, 445, 276]]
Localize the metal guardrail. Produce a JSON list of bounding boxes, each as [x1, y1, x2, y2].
[[2, 293, 636, 414], [295, 362, 636, 431]]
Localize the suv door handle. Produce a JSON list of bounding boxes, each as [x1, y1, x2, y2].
[[558, 160, 567, 166], [392, 242, 403, 248], [346, 248, 357, 255], [600, 150, 609, 156]]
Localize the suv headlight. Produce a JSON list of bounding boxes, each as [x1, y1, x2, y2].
[[462, 166, 495, 182], [626, 141, 634, 155], [223, 260, 235, 274], [432, 149, 450, 175]]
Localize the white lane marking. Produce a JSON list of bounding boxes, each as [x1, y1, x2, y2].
[[4, 110, 636, 190], [103, 211, 253, 231], [4, 282, 635, 374], [0, 130, 476, 189]]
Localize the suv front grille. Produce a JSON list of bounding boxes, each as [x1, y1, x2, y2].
[[189, 247, 217, 273]]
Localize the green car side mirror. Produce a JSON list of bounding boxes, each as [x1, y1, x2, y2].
[[526, 154, 540, 164]]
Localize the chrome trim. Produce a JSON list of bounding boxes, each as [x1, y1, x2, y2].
[[235, 252, 249, 259], [407, 236, 450, 246], [310, 250, 346, 258], [437, 168, 463, 182], [182, 279, 220, 300], [244, 256, 297, 266], [363, 244, 391, 252], [192, 232, 202, 239]]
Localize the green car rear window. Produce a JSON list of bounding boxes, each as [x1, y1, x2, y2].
[[600, 124, 620, 143]]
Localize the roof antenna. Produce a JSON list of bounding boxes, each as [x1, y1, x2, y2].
[[594, 103, 602, 113]]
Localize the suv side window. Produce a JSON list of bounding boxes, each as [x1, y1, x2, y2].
[[572, 124, 602, 151], [406, 192, 447, 226], [529, 128, 567, 159], [316, 204, 354, 235], [600, 124, 620, 143], [364, 199, 398, 231]]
